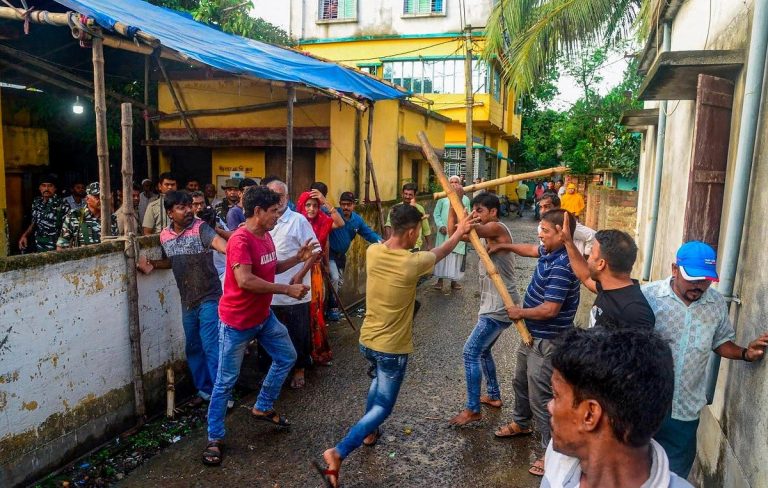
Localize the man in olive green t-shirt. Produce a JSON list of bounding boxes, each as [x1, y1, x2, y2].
[[316, 204, 472, 487], [384, 182, 433, 250]]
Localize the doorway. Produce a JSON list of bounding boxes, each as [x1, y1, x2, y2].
[[265, 148, 316, 201]]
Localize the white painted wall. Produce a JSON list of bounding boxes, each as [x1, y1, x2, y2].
[[290, 0, 493, 40], [635, 1, 768, 486], [0, 245, 184, 484]]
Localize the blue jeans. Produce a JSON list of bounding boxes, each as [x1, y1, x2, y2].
[[207, 311, 297, 441], [654, 413, 700, 478], [335, 345, 408, 459], [181, 299, 220, 398], [464, 316, 510, 412]]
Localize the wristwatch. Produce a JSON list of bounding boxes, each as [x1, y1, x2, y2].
[[741, 348, 753, 362]]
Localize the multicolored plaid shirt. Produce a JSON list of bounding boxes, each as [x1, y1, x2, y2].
[[642, 277, 735, 421]]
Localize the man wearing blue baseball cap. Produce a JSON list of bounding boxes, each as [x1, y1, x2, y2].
[[641, 241, 768, 479]]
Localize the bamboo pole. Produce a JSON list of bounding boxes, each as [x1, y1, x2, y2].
[[419, 132, 533, 346], [464, 25, 475, 182], [150, 98, 327, 122], [121, 103, 147, 421], [364, 104, 374, 202], [286, 84, 295, 193], [364, 140, 386, 233], [92, 35, 112, 238], [155, 54, 198, 141], [166, 368, 175, 419], [433, 166, 569, 199], [144, 56, 153, 180]]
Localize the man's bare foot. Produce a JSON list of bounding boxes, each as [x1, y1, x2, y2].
[[321, 448, 342, 487], [448, 409, 482, 426], [290, 369, 305, 389], [480, 395, 503, 408], [528, 456, 545, 476]]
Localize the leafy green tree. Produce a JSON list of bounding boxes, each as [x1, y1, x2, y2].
[[512, 47, 643, 176], [483, 0, 649, 92], [150, 0, 292, 45]]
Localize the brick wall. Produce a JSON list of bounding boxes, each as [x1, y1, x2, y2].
[[584, 185, 638, 234]]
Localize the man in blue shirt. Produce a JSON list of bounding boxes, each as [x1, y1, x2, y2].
[[327, 192, 381, 320], [486, 208, 580, 478]]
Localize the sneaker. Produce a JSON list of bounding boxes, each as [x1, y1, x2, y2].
[[227, 400, 235, 409]]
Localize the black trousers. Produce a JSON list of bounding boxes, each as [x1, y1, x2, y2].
[[268, 302, 312, 369]]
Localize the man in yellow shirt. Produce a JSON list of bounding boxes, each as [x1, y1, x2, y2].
[[316, 204, 472, 487], [560, 183, 586, 220]]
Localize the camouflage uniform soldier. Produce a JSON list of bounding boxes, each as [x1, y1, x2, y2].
[[19, 174, 67, 253], [214, 178, 241, 223], [57, 182, 118, 249]]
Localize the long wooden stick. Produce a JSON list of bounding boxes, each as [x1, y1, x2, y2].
[[433, 166, 569, 199], [418, 132, 533, 346], [92, 35, 112, 239], [364, 140, 386, 233], [320, 267, 357, 332], [122, 103, 147, 421]]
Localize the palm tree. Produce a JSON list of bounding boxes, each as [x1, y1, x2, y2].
[[483, 0, 652, 92]]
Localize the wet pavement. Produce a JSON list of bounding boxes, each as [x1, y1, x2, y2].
[[119, 214, 543, 488]]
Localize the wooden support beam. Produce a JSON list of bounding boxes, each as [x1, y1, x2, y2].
[[419, 131, 533, 346], [155, 54, 198, 141], [149, 98, 327, 122], [363, 140, 385, 233], [0, 59, 95, 100], [0, 43, 150, 110], [433, 166, 569, 199], [286, 84, 295, 190], [92, 35, 113, 238], [364, 104, 374, 202], [121, 102, 147, 422], [144, 56, 153, 180]]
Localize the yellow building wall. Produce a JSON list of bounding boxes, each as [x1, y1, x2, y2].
[[2, 126, 49, 168], [157, 80, 330, 131], [211, 148, 265, 186], [366, 100, 401, 201], [0, 89, 7, 257], [329, 103, 359, 200]]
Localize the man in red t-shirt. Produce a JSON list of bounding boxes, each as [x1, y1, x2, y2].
[[202, 186, 318, 466]]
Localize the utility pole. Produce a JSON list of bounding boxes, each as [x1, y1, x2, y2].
[[464, 24, 474, 182]]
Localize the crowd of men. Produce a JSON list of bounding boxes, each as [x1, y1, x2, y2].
[[21, 171, 768, 487]]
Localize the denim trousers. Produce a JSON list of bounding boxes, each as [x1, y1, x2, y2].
[[463, 315, 511, 413], [181, 299, 220, 398], [654, 413, 700, 478], [207, 311, 297, 441], [335, 345, 408, 459], [511, 338, 555, 450]]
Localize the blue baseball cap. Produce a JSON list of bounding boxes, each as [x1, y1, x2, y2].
[[676, 241, 719, 282]]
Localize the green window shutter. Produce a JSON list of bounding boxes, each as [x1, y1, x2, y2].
[[341, 0, 356, 19], [418, 0, 430, 13]]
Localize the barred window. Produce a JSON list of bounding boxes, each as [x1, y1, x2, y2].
[[319, 0, 357, 20], [404, 0, 444, 15], [383, 58, 488, 94]]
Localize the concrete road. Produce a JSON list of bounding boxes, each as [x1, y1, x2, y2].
[[120, 215, 543, 488]]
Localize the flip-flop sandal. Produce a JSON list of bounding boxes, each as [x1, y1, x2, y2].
[[363, 428, 381, 447], [201, 441, 223, 466], [451, 283, 463, 290], [494, 422, 533, 438], [312, 461, 338, 488], [528, 459, 545, 477], [251, 409, 290, 427]]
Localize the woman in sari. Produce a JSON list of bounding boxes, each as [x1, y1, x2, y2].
[[296, 189, 345, 367]]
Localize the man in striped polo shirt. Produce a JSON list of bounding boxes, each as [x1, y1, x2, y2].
[[487, 208, 580, 477]]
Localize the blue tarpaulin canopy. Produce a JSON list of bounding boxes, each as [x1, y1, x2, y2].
[[55, 0, 407, 101]]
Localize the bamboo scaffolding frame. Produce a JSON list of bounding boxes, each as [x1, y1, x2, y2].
[[92, 35, 112, 237], [419, 132, 533, 346], [433, 166, 569, 199]]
